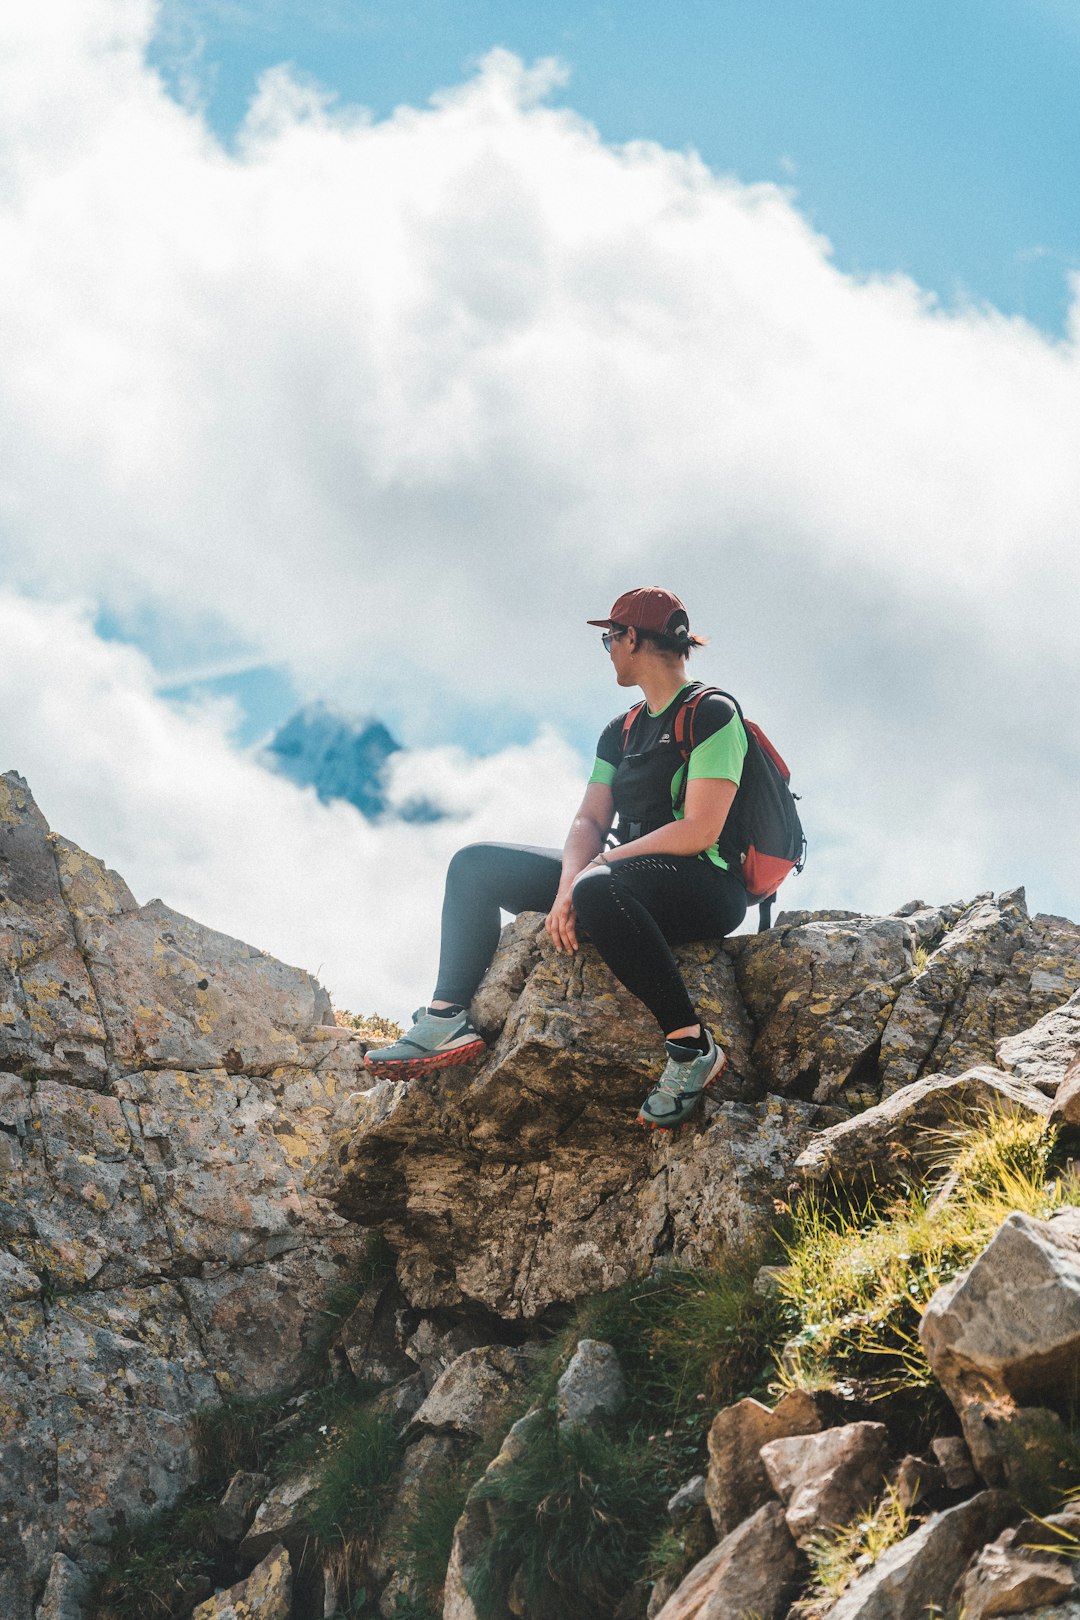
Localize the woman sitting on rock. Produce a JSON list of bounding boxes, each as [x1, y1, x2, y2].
[[365, 587, 749, 1127]]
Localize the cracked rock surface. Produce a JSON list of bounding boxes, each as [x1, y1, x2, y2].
[[334, 895, 1080, 1318], [0, 774, 370, 1620]]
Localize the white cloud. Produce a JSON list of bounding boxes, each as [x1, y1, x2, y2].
[[0, 592, 585, 1018], [0, 4, 1078, 930]]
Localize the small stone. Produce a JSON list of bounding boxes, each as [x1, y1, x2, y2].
[[759, 1421, 890, 1546], [216, 1470, 270, 1544], [556, 1339, 626, 1432], [410, 1344, 535, 1438], [238, 1472, 319, 1562], [192, 1543, 292, 1620], [892, 1454, 943, 1510], [753, 1265, 790, 1298], [666, 1476, 706, 1523], [705, 1388, 821, 1537], [34, 1553, 91, 1620], [960, 1530, 1076, 1620], [930, 1435, 976, 1490]]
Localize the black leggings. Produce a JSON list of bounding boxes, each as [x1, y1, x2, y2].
[[433, 842, 747, 1035]]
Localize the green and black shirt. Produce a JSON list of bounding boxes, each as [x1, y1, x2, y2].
[[588, 682, 747, 869]]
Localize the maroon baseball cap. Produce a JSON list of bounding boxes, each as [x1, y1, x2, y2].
[[587, 587, 691, 635]]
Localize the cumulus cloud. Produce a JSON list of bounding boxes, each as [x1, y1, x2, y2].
[[1, 592, 586, 1017], [0, 1, 1078, 930]]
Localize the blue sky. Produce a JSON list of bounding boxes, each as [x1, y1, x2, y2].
[[152, 0, 1080, 338]]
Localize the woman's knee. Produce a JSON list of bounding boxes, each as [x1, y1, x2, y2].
[[445, 842, 498, 887], [571, 866, 618, 927]]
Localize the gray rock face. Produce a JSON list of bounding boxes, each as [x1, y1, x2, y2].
[[0, 774, 371, 1613], [555, 1339, 625, 1433], [920, 1208, 1080, 1476], [999, 988, 1080, 1093], [823, 1491, 1018, 1620], [794, 1065, 1050, 1187], [759, 1421, 890, 1545], [651, 1499, 799, 1620], [705, 1389, 821, 1538]]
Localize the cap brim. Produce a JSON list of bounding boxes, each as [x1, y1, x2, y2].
[[586, 618, 615, 627]]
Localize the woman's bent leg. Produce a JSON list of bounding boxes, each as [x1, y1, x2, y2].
[[433, 843, 562, 1007], [571, 856, 746, 1034]]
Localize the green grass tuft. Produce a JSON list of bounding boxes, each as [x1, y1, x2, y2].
[[776, 1110, 1073, 1402], [468, 1417, 666, 1620]]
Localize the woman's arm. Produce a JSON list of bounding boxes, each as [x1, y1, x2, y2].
[[545, 782, 614, 952], [598, 776, 739, 863]]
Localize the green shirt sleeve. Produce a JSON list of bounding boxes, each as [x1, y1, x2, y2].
[[687, 714, 747, 785], [588, 757, 617, 787]]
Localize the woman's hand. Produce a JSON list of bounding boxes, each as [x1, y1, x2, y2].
[[545, 887, 579, 953]]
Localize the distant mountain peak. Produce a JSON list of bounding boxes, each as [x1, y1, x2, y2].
[[265, 703, 443, 823]]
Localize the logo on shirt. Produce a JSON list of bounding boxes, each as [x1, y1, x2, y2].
[[660, 734, 671, 742]]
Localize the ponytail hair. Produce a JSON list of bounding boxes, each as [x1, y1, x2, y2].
[[635, 624, 709, 656]]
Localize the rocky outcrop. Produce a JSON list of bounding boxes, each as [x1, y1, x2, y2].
[[5, 766, 1080, 1620], [334, 894, 1080, 1317], [0, 774, 370, 1619]]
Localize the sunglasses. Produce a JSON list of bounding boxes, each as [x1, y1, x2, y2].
[[602, 629, 628, 652]]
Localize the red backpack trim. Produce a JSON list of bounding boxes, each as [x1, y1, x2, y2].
[[621, 685, 806, 920]]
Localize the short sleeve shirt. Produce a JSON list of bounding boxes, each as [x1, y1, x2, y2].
[[587, 682, 747, 869]]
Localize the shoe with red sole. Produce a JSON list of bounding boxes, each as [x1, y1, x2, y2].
[[363, 1006, 486, 1079]]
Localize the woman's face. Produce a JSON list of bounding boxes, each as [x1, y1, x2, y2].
[[605, 626, 637, 687]]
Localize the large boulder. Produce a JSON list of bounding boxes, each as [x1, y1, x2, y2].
[[920, 1208, 1080, 1482], [794, 1065, 1050, 1187], [0, 774, 370, 1612], [333, 921, 832, 1318]]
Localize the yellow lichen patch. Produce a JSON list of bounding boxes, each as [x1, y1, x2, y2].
[[809, 1000, 834, 1015], [779, 989, 803, 1009], [274, 1133, 314, 1164]]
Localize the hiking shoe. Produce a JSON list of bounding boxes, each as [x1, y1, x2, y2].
[[637, 1030, 727, 1130], [363, 1007, 486, 1079]]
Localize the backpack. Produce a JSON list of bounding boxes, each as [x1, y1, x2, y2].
[[620, 685, 805, 931]]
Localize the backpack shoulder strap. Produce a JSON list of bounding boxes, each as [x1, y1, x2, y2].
[[673, 685, 740, 759], [620, 701, 646, 751]]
